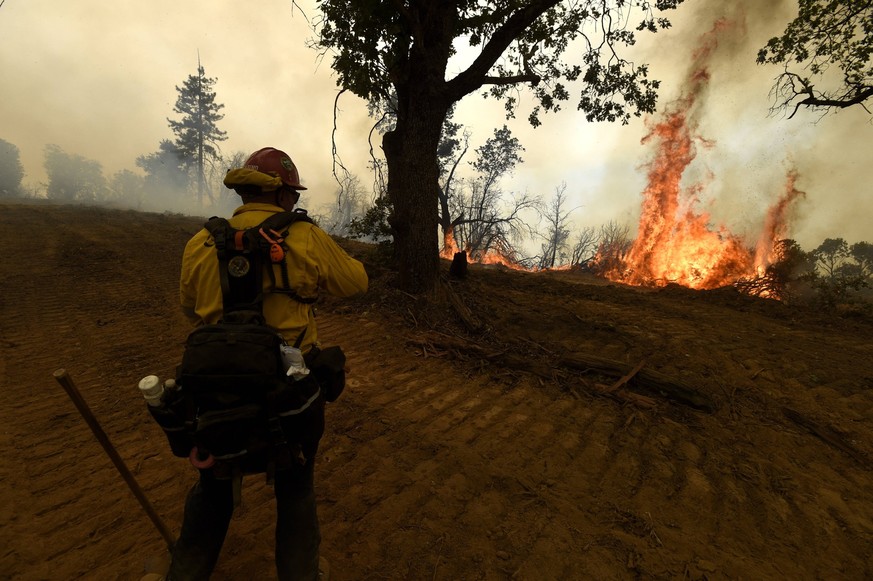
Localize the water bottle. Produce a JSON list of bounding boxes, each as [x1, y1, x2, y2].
[[140, 376, 191, 457], [280, 345, 310, 381], [138, 375, 165, 407]]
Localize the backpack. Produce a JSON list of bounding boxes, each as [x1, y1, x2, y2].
[[150, 210, 331, 476]]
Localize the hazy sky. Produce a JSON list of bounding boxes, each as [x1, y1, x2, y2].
[[0, 0, 869, 249]]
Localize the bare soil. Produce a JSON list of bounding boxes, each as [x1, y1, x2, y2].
[[2, 201, 873, 580]]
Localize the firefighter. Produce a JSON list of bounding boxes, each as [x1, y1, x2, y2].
[[147, 147, 367, 581]]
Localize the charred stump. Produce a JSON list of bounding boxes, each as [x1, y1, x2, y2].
[[449, 251, 468, 279]]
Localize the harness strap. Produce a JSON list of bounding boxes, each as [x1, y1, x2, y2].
[[204, 218, 234, 308], [292, 328, 306, 349], [208, 210, 319, 307], [257, 211, 319, 305]]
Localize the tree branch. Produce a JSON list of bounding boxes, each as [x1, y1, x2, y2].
[[791, 85, 873, 118], [331, 89, 352, 187], [481, 73, 542, 86], [457, 5, 516, 30], [445, 0, 562, 100], [390, 0, 423, 44]]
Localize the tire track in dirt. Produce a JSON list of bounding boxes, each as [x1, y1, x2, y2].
[[311, 313, 657, 579], [0, 206, 195, 580], [155, 255, 873, 578], [50, 300, 865, 580], [4, 203, 873, 580]]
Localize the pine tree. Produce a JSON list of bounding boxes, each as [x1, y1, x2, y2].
[[168, 63, 227, 206]]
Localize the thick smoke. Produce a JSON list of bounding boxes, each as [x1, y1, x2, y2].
[[0, 0, 868, 251]]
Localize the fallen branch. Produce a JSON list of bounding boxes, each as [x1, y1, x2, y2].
[[440, 280, 484, 334], [406, 334, 716, 412], [594, 383, 658, 408], [604, 359, 647, 393], [782, 407, 870, 469], [560, 353, 716, 412]]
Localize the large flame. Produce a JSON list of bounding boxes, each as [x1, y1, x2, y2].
[[602, 18, 803, 291], [440, 18, 804, 289]]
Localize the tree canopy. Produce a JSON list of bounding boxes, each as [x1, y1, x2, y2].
[[318, 0, 684, 126], [315, 0, 685, 293], [43, 144, 107, 202], [757, 0, 873, 118], [0, 138, 24, 197]]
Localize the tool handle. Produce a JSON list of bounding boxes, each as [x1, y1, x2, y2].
[[53, 368, 175, 551]]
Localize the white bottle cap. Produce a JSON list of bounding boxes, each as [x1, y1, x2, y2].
[[138, 375, 163, 398]]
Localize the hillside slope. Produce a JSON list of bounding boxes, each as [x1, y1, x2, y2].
[[1, 201, 872, 580]]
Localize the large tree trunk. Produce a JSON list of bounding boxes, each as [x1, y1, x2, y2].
[[380, 3, 458, 293], [383, 109, 445, 293], [383, 64, 451, 294]]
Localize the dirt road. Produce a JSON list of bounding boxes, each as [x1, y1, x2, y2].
[[2, 201, 872, 580]]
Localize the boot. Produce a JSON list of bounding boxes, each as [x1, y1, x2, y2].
[[318, 556, 330, 580], [141, 550, 171, 581]]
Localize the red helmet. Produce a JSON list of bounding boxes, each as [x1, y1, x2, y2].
[[243, 147, 307, 191]]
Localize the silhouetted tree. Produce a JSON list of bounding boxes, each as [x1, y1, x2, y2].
[[44, 144, 107, 202], [809, 237, 869, 307], [812, 238, 850, 278], [849, 241, 873, 280], [437, 113, 470, 253], [453, 125, 537, 260], [168, 64, 227, 206], [537, 183, 574, 269], [570, 227, 598, 267], [0, 138, 24, 198]]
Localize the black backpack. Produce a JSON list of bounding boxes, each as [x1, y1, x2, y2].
[[149, 210, 338, 476]]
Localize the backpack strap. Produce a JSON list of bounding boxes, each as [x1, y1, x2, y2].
[[204, 210, 318, 314], [255, 210, 319, 305], [204, 216, 267, 315]]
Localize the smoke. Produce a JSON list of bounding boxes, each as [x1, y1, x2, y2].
[[619, 0, 870, 251], [0, 0, 868, 251]]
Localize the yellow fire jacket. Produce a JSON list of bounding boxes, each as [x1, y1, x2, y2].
[[180, 202, 368, 352]]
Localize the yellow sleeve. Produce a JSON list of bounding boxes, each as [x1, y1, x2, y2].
[[180, 237, 198, 311], [179, 229, 222, 325], [307, 227, 368, 298]]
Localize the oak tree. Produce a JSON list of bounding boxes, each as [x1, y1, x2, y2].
[[315, 0, 684, 292], [757, 0, 873, 118], [451, 125, 537, 259]]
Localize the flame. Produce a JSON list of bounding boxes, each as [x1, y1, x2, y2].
[[752, 169, 806, 273], [600, 18, 803, 294], [440, 227, 459, 259], [440, 227, 528, 270]]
